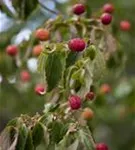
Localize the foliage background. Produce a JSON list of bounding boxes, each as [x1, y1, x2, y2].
[[0, 0, 135, 150]]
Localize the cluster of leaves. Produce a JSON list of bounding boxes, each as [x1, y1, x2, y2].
[[38, 15, 119, 99], [0, 104, 95, 150]]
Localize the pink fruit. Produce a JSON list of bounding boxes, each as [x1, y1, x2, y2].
[[69, 95, 81, 110], [103, 3, 114, 14], [73, 3, 85, 15], [6, 45, 18, 56], [35, 84, 45, 95], [120, 20, 131, 31], [96, 143, 108, 150], [20, 70, 31, 82], [68, 38, 86, 52], [101, 13, 112, 25]]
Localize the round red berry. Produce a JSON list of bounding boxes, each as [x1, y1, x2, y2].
[[35, 84, 45, 95], [6, 45, 18, 56], [86, 91, 95, 100], [68, 38, 86, 52], [120, 20, 131, 31], [101, 13, 112, 25], [20, 70, 31, 82], [69, 95, 81, 110], [96, 143, 108, 150], [35, 28, 50, 41], [73, 3, 85, 15], [103, 3, 114, 14]]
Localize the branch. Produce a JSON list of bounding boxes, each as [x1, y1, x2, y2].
[[38, 1, 59, 15]]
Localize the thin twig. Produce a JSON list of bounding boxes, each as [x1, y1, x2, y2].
[[39, 1, 59, 15]]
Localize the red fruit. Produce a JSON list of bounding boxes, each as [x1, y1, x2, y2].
[[35, 84, 45, 95], [68, 38, 86, 52], [101, 13, 112, 25], [35, 28, 50, 41], [20, 70, 31, 82], [6, 45, 18, 56], [86, 91, 95, 100], [96, 143, 108, 150], [103, 3, 114, 14], [120, 20, 131, 31], [32, 45, 42, 56], [69, 95, 81, 110], [73, 3, 85, 15], [100, 84, 111, 94]]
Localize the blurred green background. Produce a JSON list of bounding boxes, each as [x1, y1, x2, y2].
[[0, 0, 135, 150]]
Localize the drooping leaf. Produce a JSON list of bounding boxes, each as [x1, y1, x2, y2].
[[24, 131, 34, 150], [16, 124, 28, 150], [0, 126, 19, 150], [38, 52, 48, 73], [66, 51, 79, 68], [67, 139, 79, 150], [47, 144, 55, 150], [55, 132, 78, 150], [105, 32, 117, 53], [84, 45, 96, 60], [7, 118, 18, 127], [48, 121, 68, 144], [77, 60, 93, 98], [32, 122, 44, 148], [92, 46, 106, 81], [79, 128, 95, 150], [55, 135, 67, 150], [71, 69, 85, 84], [45, 51, 66, 92], [43, 103, 60, 113]]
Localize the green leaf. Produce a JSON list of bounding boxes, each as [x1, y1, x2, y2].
[[84, 45, 96, 60], [38, 52, 48, 73], [92, 46, 106, 81], [55, 132, 78, 150], [79, 128, 95, 150], [16, 124, 28, 150], [43, 103, 60, 113], [67, 139, 79, 150], [77, 60, 93, 98], [24, 131, 34, 150], [71, 69, 85, 84], [47, 144, 55, 150], [45, 51, 66, 92], [55, 135, 67, 150], [7, 118, 18, 127], [66, 51, 79, 68], [48, 121, 68, 144], [32, 122, 44, 148]]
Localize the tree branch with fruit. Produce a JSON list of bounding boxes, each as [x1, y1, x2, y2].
[[0, 1, 131, 150]]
